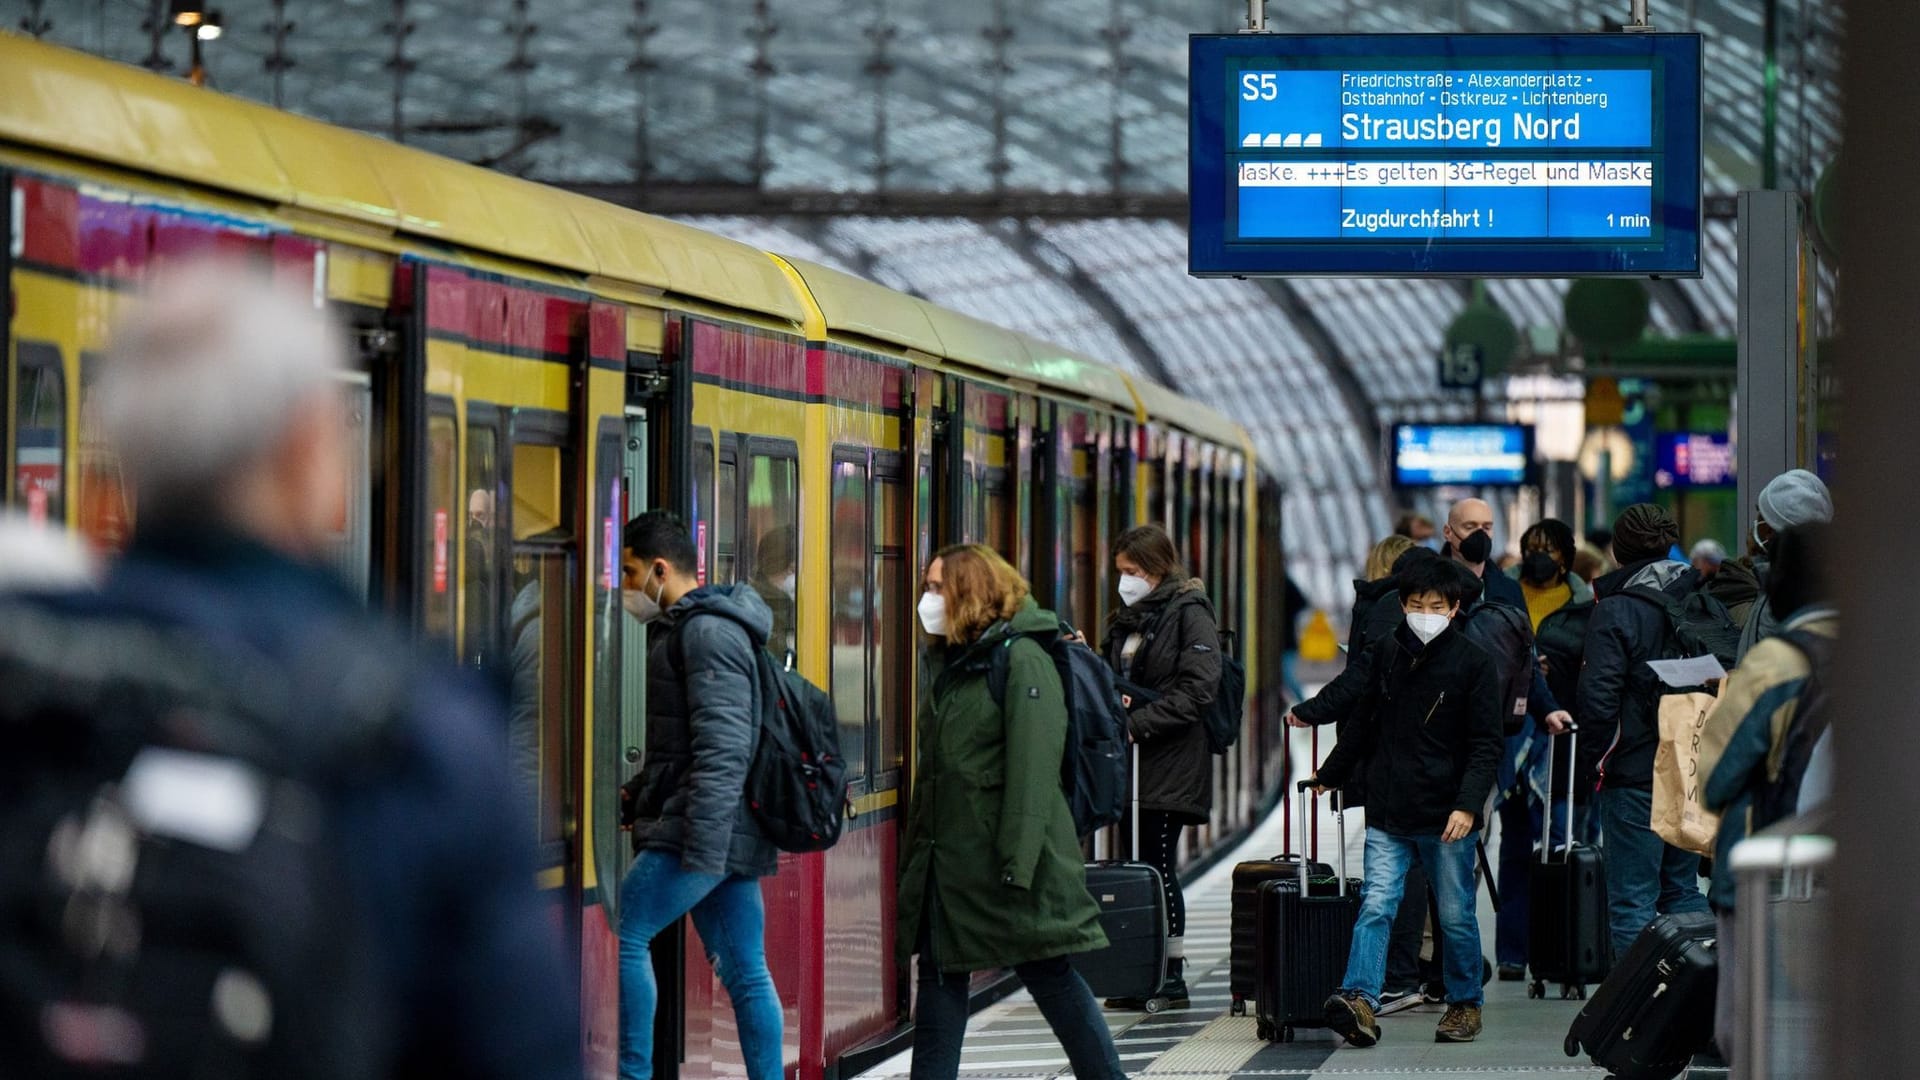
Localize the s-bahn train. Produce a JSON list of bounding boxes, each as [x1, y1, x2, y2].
[[0, 34, 1295, 1080]]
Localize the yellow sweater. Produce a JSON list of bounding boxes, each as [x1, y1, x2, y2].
[[1521, 579, 1572, 632]]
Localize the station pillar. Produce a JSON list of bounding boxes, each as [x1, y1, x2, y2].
[[1734, 189, 1816, 532]]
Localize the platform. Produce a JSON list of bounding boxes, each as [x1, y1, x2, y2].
[[864, 738, 1729, 1080]]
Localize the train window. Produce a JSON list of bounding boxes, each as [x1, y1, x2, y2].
[[716, 439, 738, 585], [983, 466, 1013, 563], [590, 421, 625, 910], [513, 442, 565, 542], [508, 547, 576, 866], [74, 351, 131, 553], [745, 442, 799, 665], [872, 454, 908, 785], [917, 454, 934, 573], [464, 414, 503, 673], [12, 343, 65, 525], [423, 407, 458, 649], [690, 428, 714, 584], [831, 450, 870, 790]]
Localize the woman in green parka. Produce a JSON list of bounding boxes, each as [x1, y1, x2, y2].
[[899, 544, 1125, 1080]]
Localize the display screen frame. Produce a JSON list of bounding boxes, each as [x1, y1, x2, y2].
[[1391, 422, 1536, 488], [1189, 32, 1704, 278], [1653, 431, 1736, 489]]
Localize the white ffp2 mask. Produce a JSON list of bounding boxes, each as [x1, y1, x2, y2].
[[1117, 573, 1152, 607], [917, 592, 948, 637], [1405, 611, 1451, 644]]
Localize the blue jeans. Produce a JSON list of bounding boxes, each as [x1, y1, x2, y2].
[[618, 850, 783, 1080], [1599, 786, 1709, 959], [1341, 826, 1485, 1008]]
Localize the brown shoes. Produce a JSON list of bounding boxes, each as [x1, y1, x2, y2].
[[1323, 993, 1381, 1048], [1434, 1003, 1483, 1043]]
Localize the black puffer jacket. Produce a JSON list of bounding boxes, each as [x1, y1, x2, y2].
[[1102, 577, 1220, 822], [1533, 575, 1596, 794], [1314, 624, 1504, 836], [1577, 558, 1701, 791], [624, 583, 778, 878], [1292, 578, 1402, 808]]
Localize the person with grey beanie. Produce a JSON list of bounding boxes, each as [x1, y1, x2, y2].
[[1734, 470, 1834, 661]]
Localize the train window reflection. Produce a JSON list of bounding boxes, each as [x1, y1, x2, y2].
[[745, 445, 799, 664], [831, 451, 870, 788], [872, 456, 907, 783], [423, 409, 458, 649], [13, 343, 66, 525]]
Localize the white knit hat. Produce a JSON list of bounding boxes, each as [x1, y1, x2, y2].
[[1756, 469, 1834, 530]]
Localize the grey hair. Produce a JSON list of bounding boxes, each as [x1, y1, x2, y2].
[[98, 262, 346, 509]]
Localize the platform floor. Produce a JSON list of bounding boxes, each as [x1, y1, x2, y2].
[[865, 737, 1728, 1080]]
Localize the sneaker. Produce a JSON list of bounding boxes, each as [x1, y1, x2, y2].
[[1158, 974, 1191, 1010], [1323, 993, 1381, 1048], [1434, 1003, 1483, 1043], [1374, 988, 1425, 1016], [1498, 963, 1527, 982]]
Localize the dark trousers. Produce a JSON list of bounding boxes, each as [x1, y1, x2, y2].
[[910, 943, 1124, 1080], [1495, 792, 1541, 967], [1384, 864, 1430, 993], [1137, 808, 1187, 939]]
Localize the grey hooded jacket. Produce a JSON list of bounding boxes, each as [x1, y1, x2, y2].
[[625, 583, 778, 878]]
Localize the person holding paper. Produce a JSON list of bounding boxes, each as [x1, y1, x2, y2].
[[1576, 504, 1713, 959]]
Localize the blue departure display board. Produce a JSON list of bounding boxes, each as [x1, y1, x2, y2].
[[1190, 34, 1702, 277], [1393, 423, 1533, 487], [1653, 432, 1735, 489]]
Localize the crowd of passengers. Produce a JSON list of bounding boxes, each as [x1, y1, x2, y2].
[[0, 260, 1836, 1079]]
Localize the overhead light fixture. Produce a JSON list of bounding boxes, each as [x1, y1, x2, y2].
[[196, 12, 223, 41], [169, 0, 205, 27]]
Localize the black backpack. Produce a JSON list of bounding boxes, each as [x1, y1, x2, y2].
[[1459, 599, 1536, 735], [1207, 630, 1248, 755], [1624, 583, 1743, 671], [0, 602, 394, 1079], [988, 620, 1128, 838], [1753, 628, 1834, 831], [672, 614, 849, 854]]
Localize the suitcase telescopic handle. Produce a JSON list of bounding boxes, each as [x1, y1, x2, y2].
[[1542, 722, 1580, 862], [1294, 780, 1349, 896]]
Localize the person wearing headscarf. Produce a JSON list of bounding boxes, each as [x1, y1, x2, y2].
[[1576, 504, 1713, 958]]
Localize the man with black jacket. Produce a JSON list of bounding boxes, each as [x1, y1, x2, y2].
[[1577, 504, 1712, 959], [1307, 555, 1504, 1048]]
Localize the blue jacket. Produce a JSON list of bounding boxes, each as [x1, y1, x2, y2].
[[37, 527, 580, 1079], [626, 583, 778, 878]]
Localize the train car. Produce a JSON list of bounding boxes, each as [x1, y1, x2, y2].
[[0, 33, 1291, 1080]]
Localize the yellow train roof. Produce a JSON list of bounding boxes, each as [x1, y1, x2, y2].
[[0, 32, 803, 324]]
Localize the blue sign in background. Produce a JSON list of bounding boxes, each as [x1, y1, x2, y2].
[[1393, 423, 1533, 487], [1190, 33, 1702, 277]]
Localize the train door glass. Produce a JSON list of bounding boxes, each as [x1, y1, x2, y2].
[[744, 442, 799, 664], [1069, 470, 1096, 636], [715, 439, 738, 585], [872, 454, 908, 785], [423, 406, 458, 649], [74, 351, 131, 555], [591, 420, 627, 915], [983, 466, 1013, 562], [619, 409, 650, 843], [690, 428, 714, 584], [330, 379, 373, 602], [511, 547, 577, 865], [830, 450, 870, 793], [12, 342, 64, 524], [464, 413, 504, 672]]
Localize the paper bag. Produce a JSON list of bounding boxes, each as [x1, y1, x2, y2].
[[1652, 691, 1721, 856]]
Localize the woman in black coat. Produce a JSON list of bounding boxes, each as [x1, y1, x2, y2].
[[1100, 523, 1221, 1010]]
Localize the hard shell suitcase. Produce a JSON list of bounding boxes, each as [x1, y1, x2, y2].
[[1229, 727, 1331, 1016], [1563, 910, 1718, 1080], [1730, 810, 1833, 1080], [1528, 724, 1611, 1000], [1071, 745, 1171, 1008], [1253, 783, 1361, 1042]]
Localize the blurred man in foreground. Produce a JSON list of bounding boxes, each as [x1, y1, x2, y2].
[[0, 263, 578, 1078]]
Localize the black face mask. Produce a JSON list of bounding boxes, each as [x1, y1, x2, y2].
[[1521, 550, 1561, 585], [1458, 529, 1494, 566]]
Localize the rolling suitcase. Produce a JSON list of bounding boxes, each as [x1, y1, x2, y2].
[[1253, 781, 1361, 1042], [1528, 724, 1611, 1000], [1730, 809, 1833, 1080], [1071, 745, 1171, 1009], [1229, 726, 1331, 1017], [1563, 910, 1718, 1080]]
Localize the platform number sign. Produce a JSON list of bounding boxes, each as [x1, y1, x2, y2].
[[1439, 343, 1484, 391]]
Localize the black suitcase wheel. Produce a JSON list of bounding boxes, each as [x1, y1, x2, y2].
[[1561, 983, 1584, 1000], [1282, 1025, 1295, 1042], [1230, 998, 1246, 1017], [1528, 980, 1543, 999], [1564, 1033, 1581, 1058], [1255, 1019, 1274, 1041], [1143, 996, 1165, 1014]]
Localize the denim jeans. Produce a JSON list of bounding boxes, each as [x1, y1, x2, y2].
[[618, 850, 783, 1080], [1340, 826, 1485, 1008], [1599, 785, 1709, 959], [909, 934, 1124, 1080]]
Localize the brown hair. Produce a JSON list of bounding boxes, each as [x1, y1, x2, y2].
[[1112, 523, 1184, 582], [1364, 534, 1418, 581], [932, 544, 1030, 644]]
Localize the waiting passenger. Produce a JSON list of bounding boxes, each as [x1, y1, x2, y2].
[[1306, 554, 1504, 1048], [1492, 519, 1591, 981], [1577, 504, 1714, 959], [1698, 522, 1837, 1071], [1443, 497, 1526, 611], [1100, 523, 1222, 1011], [1736, 470, 1834, 662], [900, 544, 1124, 1080], [615, 510, 781, 1080], [0, 263, 578, 1078], [748, 523, 798, 661], [1689, 538, 1727, 582]]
